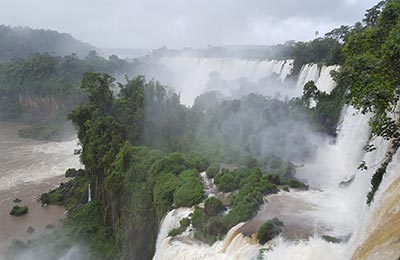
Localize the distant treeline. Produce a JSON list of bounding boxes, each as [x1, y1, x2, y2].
[[0, 51, 141, 122], [0, 25, 95, 61]]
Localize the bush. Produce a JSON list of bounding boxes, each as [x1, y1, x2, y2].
[[214, 170, 239, 192], [184, 153, 209, 171], [256, 218, 284, 244], [178, 169, 199, 182], [10, 205, 28, 216], [285, 179, 309, 190], [204, 197, 225, 217], [153, 173, 180, 217], [150, 153, 187, 175], [206, 163, 220, 178], [266, 174, 280, 185], [41, 190, 64, 205], [174, 180, 204, 207], [192, 206, 206, 230], [223, 203, 257, 229], [168, 217, 191, 237], [205, 216, 226, 237]]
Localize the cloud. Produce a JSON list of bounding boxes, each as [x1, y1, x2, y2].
[[0, 0, 381, 48]]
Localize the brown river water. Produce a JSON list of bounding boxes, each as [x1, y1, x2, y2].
[[0, 122, 80, 255]]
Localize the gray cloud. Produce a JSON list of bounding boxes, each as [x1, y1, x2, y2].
[[0, 0, 380, 48]]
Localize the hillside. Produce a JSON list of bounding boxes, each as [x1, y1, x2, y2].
[[0, 25, 95, 61]]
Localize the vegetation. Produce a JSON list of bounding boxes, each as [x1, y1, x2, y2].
[[205, 163, 220, 178], [168, 218, 190, 237], [0, 25, 94, 61], [9, 205, 29, 216], [204, 197, 225, 217], [256, 218, 284, 244]]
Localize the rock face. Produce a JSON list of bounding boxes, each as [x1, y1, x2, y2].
[[9, 205, 29, 216], [256, 218, 284, 244]]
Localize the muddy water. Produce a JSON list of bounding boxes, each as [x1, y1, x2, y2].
[[0, 122, 80, 255]]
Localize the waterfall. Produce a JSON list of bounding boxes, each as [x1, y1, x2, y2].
[[154, 57, 337, 105], [154, 222, 260, 260], [154, 208, 193, 256], [150, 59, 398, 260], [199, 172, 218, 197], [87, 184, 91, 202], [155, 57, 294, 105]]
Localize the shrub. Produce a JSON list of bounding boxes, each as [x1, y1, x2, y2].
[[174, 180, 204, 207], [192, 206, 206, 230], [266, 173, 281, 185], [150, 153, 187, 175], [223, 203, 257, 229], [178, 169, 199, 182], [256, 218, 284, 244], [286, 179, 309, 190], [153, 173, 180, 217], [206, 163, 220, 178], [184, 153, 209, 171], [168, 217, 191, 237], [214, 171, 239, 192], [204, 197, 225, 217], [205, 216, 227, 237]]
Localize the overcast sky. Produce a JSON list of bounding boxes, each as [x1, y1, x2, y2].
[[0, 0, 381, 49]]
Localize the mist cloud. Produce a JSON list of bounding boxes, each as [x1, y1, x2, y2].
[[0, 0, 381, 49]]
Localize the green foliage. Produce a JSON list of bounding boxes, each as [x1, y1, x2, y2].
[[285, 179, 309, 190], [150, 153, 187, 175], [168, 218, 190, 237], [256, 218, 284, 244], [9, 205, 28, 216], [174, 179, 204, 208], [153, 173, 180, 218], [0, 25, 94, 61], [214, 170, 239, 192], [204, 197, 225, 217], [178, 169, 200, 182], [206, 163, 220, 178], [205, 216, 227, 237], [191, 206, 206, 230]]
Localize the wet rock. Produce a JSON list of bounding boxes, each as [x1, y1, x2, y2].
[[9, 205, 28, 216], [322, 235, 343, 243], [65, 168, 85, 178], [339, 175, 355, 188], [45, 224, 55, 229], [27, 226, 35, 234], [13, 198, 22, 203]]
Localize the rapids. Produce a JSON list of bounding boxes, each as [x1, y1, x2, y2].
[[152, 58, 400, 260]]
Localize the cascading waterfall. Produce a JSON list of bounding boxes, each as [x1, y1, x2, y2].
[[88, 184, 91, 203], [152, 61, 397, 260], [155, 57, 338, 105], [156, 57, 294, 105]]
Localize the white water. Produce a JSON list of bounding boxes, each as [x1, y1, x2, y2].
[[156, 57, 295, 105], [88, 184, 91, 202], [152, 59, 395, 260], [0, 123, 81, 191], [154, 222, 260, 260], [154, 57, 338, 105]]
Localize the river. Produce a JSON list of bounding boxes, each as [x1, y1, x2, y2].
[[0, 122, 80, 255]]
